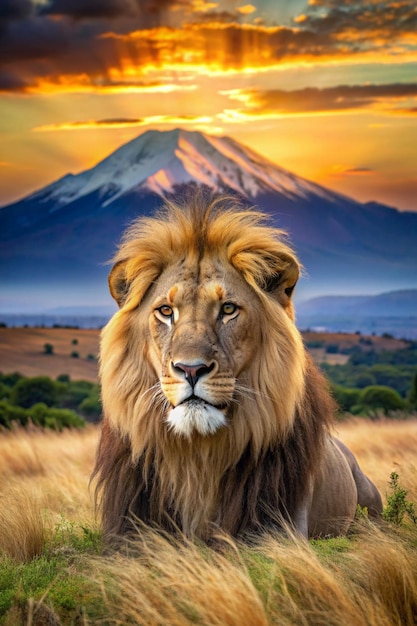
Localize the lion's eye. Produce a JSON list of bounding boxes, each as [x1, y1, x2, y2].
[[156, 305, 173, 318], [221, 302, 238, 317]]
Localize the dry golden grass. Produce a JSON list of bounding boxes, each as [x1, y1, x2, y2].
[[0, 420, 417, 625], [0, 426, 97, 562], [94, 521, 417, 626], [0, 327, 99, 381], [337, 418, 417, 502]]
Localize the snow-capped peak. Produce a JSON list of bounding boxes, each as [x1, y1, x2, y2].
[[32, 128, 339, 207]]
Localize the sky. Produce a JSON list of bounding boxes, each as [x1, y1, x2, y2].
[[0, 0, 416, 211]]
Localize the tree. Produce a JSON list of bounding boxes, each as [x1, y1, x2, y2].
[[43, 343, 54, 355], [358, 385, 406, 413], [11, 376, 59, 409], [331, 385, 361, 413], [78, 395, 102, 420]]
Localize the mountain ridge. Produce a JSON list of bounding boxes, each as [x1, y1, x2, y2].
[[14, 128, 345, 210], [1, 128, 416, 311], [296, 289, 417, 339]]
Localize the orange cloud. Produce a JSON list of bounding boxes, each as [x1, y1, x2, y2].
[[220, 83, 417, 118], [237, 5, 257, 15], [331, 165, 375, 177], [33, 115, 213, 132]]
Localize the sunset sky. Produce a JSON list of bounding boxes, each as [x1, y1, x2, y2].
[[1, 0, 416, 211]]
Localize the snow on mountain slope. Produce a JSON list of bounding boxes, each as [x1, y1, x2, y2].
[[30, 128, 342, 208]]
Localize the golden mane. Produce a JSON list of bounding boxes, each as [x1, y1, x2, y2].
[[108, 193, 299, 311], [93, 192, 381, 540]]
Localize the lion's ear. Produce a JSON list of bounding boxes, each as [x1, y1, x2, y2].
[[261, 252, 300, 305], [108, 260, 130, 307]]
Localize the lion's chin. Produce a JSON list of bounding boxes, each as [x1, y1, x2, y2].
[[166, 399, 227, 438]]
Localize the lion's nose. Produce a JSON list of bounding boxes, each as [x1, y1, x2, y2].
[[172, 361, 215, 389]]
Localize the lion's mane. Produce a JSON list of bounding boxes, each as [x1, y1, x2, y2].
[[93, 193, 335, 540]]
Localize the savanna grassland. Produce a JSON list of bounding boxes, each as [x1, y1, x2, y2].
[[0, 421, 417, 625], [1, 327, 417, 625], [0, 327, 99, 382]]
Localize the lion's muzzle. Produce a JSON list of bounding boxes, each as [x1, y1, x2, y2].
[[161, 358, 232, 437]]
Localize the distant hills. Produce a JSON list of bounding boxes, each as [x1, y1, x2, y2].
[[1, 128, 416, 313], [1, 289, 416, 339], [296, 289, 417, 339]]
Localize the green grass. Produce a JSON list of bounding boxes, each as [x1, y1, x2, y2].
[[0, 517, 105, 625], [1, 477, 417, 625], [1, 523, 417, 626]]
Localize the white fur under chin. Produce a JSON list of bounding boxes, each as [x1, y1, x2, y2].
[[166, 400, 227, 438]]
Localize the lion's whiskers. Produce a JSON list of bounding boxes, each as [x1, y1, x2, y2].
[[140, 382, 169, 412], [233, 382, 272, 403]]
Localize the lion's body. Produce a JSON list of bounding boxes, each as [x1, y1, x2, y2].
[[93, 193, 382, 540]]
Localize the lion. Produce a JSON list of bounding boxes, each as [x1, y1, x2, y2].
[[93, 193, 382, 541]]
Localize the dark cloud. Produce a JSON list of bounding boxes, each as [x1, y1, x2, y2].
[[0, 0, 33, 21], [344, 167, 374, 174], [0, 70, 28, 92], [188, 11, 239, 24], [40, 0, 191, 20], [41, 0, 137, 20], [145, 0, 191, 15], [74, 117, 143, 125], [0, 1, 416, 94], [241, 83, 417, 114], [299, 0, 417, 43], [0, 16, 73, 64]]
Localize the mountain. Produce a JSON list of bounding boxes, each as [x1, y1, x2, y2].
[[298, 289, 417, 318], [1, 128, 417, 312], [296, 289, 417, 339]]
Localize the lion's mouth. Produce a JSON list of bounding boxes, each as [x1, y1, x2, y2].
[[179, 395, 228, 411], [166, 397, 228, 437]]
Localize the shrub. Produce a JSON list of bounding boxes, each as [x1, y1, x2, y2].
[[325, 344, 339, 354], [43, 408, 85, 430], [358, 385, 406, 413], [383, 472, 417, 525], [306, 339, 324, 349], [11, 377, 60, 409], [78, 395, 102, 420], [43, 343, 54, 355], [56, 374, 70, 384], [0, 401, 28, 427], [71, 351, 79, 359], [408, 372, 417, 409], [27, 402, 49, 426], [331, 385, 361, 413], [368, 364, 411, 396], [0, 372, 23, 387], [355, 373, 376, 388], [63, 380, 96, 409], [0, 401, 85, 430], [0, 382, 11, 401]]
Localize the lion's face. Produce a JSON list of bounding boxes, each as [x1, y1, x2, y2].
[[147, 254, 262, 437], [101, 198, 306, 453]]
